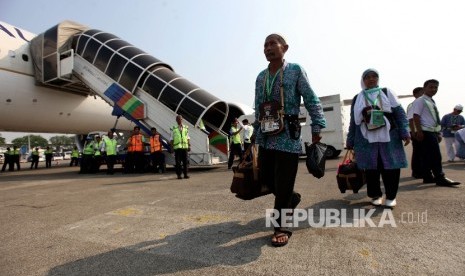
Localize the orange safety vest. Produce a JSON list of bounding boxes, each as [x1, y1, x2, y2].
[[150, 134, 162, 152], [128, 134, 144, 152]]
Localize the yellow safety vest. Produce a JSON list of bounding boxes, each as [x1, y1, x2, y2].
[[172, 125, 189, 150], [103, 137, 118, 156], [230, 126, 242, 144], [71, 149, 79, 158]]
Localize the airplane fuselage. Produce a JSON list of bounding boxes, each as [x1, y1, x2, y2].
[[0, 21, 133, 134]]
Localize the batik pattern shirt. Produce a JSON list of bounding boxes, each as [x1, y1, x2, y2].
[[253, 62, 326, 154]]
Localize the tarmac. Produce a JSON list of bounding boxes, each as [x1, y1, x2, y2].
[[1, 145, 464, 276]]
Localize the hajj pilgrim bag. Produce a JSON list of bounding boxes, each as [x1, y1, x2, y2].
[[336, 150, 366, 193], [230, 144, 271, 200]]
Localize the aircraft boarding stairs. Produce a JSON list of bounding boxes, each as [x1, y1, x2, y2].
[[29, 21, 238, 166]]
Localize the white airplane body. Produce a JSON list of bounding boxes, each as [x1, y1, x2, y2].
[[0, 21, 133, 135]]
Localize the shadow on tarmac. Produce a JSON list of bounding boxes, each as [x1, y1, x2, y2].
[[47, 218, 269, 275]]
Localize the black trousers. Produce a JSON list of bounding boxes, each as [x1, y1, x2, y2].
[[11, 156, 20, 170], [228, 143, 243, 168], [366, 166, 400, 201], [106, 155, 116, 174], [259, 147, 299, 230], [45, 157, 52, 168], [80, 154, 93, 173], [1, 157, 10, 171], [151, 151, 165, 173], [419, 131, 444, 179], [243, 142, 252, 162], [174, 149, 188, 177], [410, 133, 422, 176], [30, 156, 39, 169], [69, 157, 79, 166]]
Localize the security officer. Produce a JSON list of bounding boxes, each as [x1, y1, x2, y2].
[[30, 147, 40, 169], [92, 135, 104, 173], [11, 145, 21, 171], [170, 115, 190, 179], [228, 118, 243, 169], [126, 126, 146, 173], [102, 131, 118, 175], [80, 136, 95, 174], [70, 146, 79, 167], [1, 147, 11, 172], [150, 127, 165, 173], [44, 146, 53, 168]]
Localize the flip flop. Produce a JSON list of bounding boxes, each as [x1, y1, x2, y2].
[[271, 229, 292, 247]]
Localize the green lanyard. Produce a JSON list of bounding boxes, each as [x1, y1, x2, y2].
[[264, 68, 283, 101], [363, 87, 382, 106]]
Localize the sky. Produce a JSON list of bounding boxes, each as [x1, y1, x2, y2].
[[1, 0, 464, 142]]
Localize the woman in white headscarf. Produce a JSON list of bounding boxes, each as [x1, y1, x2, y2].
[[346, 69, 411, 207]]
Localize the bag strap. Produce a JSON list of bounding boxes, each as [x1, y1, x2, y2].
[[262, 67, 285, 114], [342, 149, 355, 163]]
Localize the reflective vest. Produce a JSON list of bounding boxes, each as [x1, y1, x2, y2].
[[150, 134, 162, 152], [12, 149, 20, 155], [94, 141, 103, 156], [103, 137, 118, 156], [32, 150, 39, 156], [3, 150, 11, 161], [71, 149, 79, 158], [83, 142, 94, 155], [44, 149, 53, 155], [172, 125, 189, 150], [230, 126, 242, 144], [128, 134, 144, 152]]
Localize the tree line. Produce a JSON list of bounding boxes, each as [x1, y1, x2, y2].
[[0, 134, 75, 149]]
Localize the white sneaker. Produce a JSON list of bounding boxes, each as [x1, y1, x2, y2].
[[371, 197, 382, 206], [385, 199, 397, 207]]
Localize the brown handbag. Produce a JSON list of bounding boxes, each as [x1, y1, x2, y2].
[[230, 145, 271, 200]]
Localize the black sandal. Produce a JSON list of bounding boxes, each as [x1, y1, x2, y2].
[[271, 229, 293, 247]]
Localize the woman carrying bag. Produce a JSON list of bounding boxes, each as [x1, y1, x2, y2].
[[253, 34, 326, 247], [346, 69, 410, 208]]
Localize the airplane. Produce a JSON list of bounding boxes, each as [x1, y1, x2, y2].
[[0, 20, 252, 166], [0, 21, 135, 135]]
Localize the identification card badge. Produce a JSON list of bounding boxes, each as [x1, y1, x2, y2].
[[370, 110, 385, 126]]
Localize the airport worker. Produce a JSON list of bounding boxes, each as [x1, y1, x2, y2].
[[347, 68, 410, 208], [70, 146, 79, 166], [241, 119, 254, 161], [80, 136, 95, 174], [102, 131, 118, 175], [11, 145, 21, 171], [170, 115, 190, 179], [1, 147, 12, 172], [406, 87, 424, 178], [227, 118, 243, 169], [253, 33, 326, 247], [440, 104, 465, 162], [44, 146, 53, 168], [409, 79, 460, 186], [126, 126, 146, 173], [30, 147, 40, 169], [92, 135, 104, 173], [150, 127, 165, 173]]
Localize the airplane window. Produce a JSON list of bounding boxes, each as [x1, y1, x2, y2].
[[6, 99, 12, 103], [22, 54, 29, 62]]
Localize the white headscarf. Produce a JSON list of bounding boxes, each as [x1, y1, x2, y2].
[[353, 69, 399, 143]]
